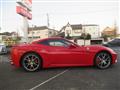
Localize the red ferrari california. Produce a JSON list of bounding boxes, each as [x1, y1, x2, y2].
[[10, 37, 117, 72]]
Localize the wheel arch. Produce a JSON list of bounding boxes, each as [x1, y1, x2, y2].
[[20, 51, 43, 69], [94, 50, 112, 65]]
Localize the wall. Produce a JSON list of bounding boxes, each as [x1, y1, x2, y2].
[[72, 29, 82, 37], [69, 39, 90, 45], [65, 26, 72, 37], [83, 25, 100, 39], [77, 40, 90, 45], [28, 29, 49, 41]]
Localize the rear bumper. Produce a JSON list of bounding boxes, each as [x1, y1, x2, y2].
[[10, 49, 21, 67]]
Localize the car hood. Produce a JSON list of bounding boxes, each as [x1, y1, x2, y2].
[[81, 45, 114, 52], [85, 45, 106, 49]]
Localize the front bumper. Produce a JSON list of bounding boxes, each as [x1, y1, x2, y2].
[[112, 53, 117, 64]]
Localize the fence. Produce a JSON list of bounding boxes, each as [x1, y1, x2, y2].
[[70, 39, 103, 45]]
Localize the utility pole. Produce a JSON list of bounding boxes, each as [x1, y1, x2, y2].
[[47, 13, 50, 27], [47, 13, 50, 37], [114, 20, 117, 38], [32, 24, 34, 41], [22, 17, 28, 43], [83, 27, 86, 46]]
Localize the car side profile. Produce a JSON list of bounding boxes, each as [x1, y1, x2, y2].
[[0, 43, 7, 54], [10, 37, 117, 72], [103, 38, 120, 47]]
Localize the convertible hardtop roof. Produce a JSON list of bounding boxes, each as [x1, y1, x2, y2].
[[32, 37, 63, 43]]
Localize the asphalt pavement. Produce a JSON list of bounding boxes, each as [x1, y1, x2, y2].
[[0, 47, 120, 90]]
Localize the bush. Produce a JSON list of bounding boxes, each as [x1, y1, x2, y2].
[[66, 34, 72, 39], [80, 33, 91, 40]]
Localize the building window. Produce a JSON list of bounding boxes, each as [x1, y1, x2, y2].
[[37, 31, 40, 34], [49, 31, 52, 34], [66, 30, 71, 34], [74, 30, 81, 33]]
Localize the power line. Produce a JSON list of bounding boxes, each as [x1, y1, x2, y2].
[[44, 8, 117, 15]]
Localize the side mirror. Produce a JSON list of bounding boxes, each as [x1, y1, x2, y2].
[[69, 44, 76, 48]]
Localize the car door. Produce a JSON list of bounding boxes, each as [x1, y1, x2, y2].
[[66, 46, 87, 65], [46, 39, 86, 66], [45, 39, 73, 65]]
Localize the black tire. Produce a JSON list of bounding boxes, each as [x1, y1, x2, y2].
[[21, 53, 41, 72], [94, 52, 112, 69]]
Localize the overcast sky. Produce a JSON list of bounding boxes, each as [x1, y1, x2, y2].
[[0, 0, 119, 36]]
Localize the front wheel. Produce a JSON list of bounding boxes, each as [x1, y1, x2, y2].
[[95, 52, 112, 69], [21, 53, 41, 72]]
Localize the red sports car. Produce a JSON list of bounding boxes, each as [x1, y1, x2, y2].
[[10, 37, 117, 72]]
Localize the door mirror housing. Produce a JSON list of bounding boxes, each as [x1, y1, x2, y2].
[[69, 44, 76, 48]]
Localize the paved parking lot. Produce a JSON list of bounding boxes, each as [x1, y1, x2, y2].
[[0, 47, 120, 90]]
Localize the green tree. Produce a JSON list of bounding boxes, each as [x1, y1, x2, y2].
[[80, 33, 91, 40], [80, 33, 86, 39], [101, 35, 108, 41], [86, 33, 91, 40]]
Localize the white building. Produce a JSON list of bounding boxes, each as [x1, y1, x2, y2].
[[82, 24, 100, 39], [60, 23, 82, 38], [28, 26, 58, 41], [60, 23, 100, 39]]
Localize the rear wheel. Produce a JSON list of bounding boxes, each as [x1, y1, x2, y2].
[[21, 53, 41, 72], [95, 52, 112, 69]]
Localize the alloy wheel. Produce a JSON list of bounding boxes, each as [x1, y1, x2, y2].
[[22, 53, 41, 72], [95, 52, 111, 69]]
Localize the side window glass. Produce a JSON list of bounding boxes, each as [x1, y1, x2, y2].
[[38, 39, 74, 47], [48, 40, 66, 47], [38, 40, 49, 45], [55, 41, 65, 46], [49, 42, 55, 46]]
